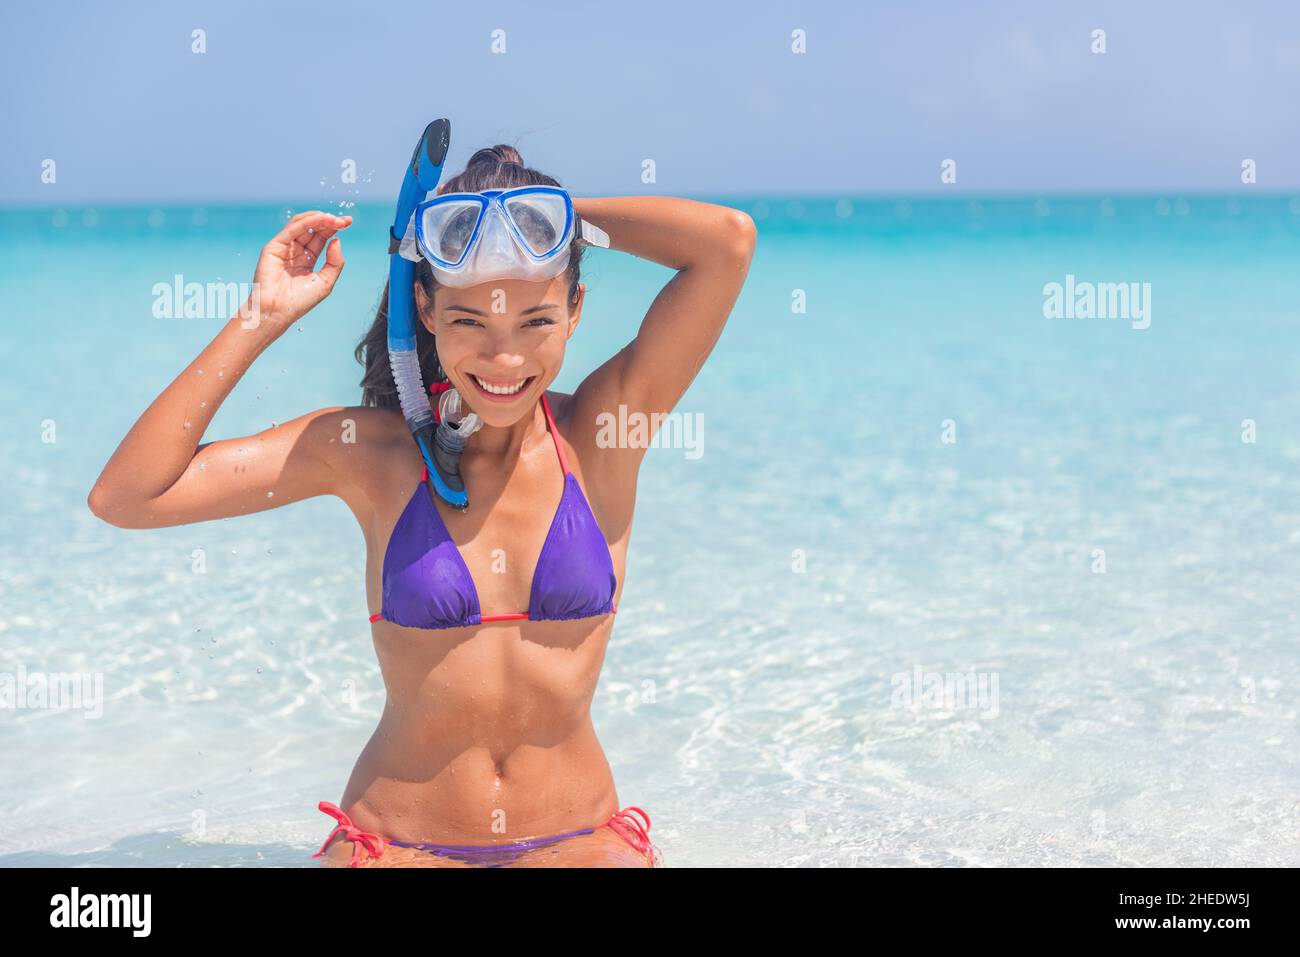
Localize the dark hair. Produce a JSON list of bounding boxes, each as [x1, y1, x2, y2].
[[355, 144, 585, 408]]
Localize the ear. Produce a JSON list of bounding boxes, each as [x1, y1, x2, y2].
[[566, 282, 586, 340], [414, 280, 436, 334]]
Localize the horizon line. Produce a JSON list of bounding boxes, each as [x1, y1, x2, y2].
[[2, 188, 1299, 211]]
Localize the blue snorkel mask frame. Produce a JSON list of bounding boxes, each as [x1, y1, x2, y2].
[[387, 119, 468, 509]]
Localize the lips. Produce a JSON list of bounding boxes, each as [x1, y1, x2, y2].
[[468, 373, 535, 401]]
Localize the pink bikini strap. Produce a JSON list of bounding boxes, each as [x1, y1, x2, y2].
[[539, 392, 570, 476], [606, 806, 653, 856], [311, 800, 386, 868]]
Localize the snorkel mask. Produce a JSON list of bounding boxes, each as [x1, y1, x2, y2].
[[386, 120, 608, 511], [398, 185, 609, 287]]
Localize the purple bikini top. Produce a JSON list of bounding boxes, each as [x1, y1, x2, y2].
[[370, 392, 618, 630]]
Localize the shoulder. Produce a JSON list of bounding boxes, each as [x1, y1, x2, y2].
[[291, 405, 410, 481], [545, 389, 639, 525], [293, 404, 407, 450], [548, 388, 636, 465], [544, 390, 585, 452]]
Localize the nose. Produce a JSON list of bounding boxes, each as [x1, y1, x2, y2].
[[479, 332, 528, 373]]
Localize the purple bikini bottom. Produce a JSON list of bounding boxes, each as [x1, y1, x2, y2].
[[312, 801, 657, 868], [388, 825, 599, 867]]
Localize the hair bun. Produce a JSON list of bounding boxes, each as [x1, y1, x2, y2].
[[469, 145, 525, 169]]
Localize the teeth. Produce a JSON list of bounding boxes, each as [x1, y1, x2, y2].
[[473, 375, 528, 396]]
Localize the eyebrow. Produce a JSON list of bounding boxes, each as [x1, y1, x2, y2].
[[443, 303, 559, 316]]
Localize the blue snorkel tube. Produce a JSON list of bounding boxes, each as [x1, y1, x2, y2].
[[387, 120, 470, 508]]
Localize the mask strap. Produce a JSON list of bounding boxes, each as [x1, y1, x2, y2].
[[577, 216, 609, 248]]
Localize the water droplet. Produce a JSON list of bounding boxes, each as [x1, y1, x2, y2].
[[265, 491, 274, 499]]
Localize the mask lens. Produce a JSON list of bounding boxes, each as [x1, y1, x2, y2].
[[420, 199, 484, 265], [503, 192, 570, 257]]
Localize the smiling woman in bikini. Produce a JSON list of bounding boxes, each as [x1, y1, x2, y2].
[[87, 139, 755, 867]]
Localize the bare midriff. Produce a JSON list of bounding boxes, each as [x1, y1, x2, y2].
[[335, 614, 621, 846]]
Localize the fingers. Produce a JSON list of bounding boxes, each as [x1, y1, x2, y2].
[[295, 216, 352, 263], [256, 211, 351, 314], [298, 218, 347, 263], [301, 216, 351, 266], [317, 235, 346, 290], [271, 212, 352, 265], [277, 210, 351, 247]]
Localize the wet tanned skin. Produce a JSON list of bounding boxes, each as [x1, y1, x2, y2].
[[318, 394, 634, 864], [317, 276, 635, 861]]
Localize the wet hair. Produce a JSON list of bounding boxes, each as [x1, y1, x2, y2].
[[355, 144, 585, 408]]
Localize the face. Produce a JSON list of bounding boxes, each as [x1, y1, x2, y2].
[[417, 275, 583, 428]]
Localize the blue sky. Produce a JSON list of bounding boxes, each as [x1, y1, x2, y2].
[[3, 0, 1299, 202]]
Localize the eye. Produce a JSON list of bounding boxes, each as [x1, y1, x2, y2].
[[450, 315, 483, 327], [524, 316, 557, 328]]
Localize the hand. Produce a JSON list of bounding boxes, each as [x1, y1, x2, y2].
[[241, 211, 352, 331]]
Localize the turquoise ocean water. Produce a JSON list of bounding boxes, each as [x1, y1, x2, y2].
[[1, 195, 1298, 866]]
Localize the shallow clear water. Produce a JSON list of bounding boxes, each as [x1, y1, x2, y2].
[[1, 195, 1298, 867]]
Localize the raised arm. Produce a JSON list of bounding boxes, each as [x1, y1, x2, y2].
[[88, 211, 359, 529], [569, 196, 755, 458]]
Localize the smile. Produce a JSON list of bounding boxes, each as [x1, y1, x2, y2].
[[470, 374, 534, 400]]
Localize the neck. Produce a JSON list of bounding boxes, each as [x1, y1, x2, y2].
[[463, 394, 549, 464]]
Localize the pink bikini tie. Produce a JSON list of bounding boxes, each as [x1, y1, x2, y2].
[[606, 806, 653, 856], [311, 801, 386, 868]]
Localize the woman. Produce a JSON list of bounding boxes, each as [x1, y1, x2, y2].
[[88, 143, 755, 867]]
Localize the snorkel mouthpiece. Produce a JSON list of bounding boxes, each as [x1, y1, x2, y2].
[[428, 387, 482, 511], [431, 420, 472, 505]]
